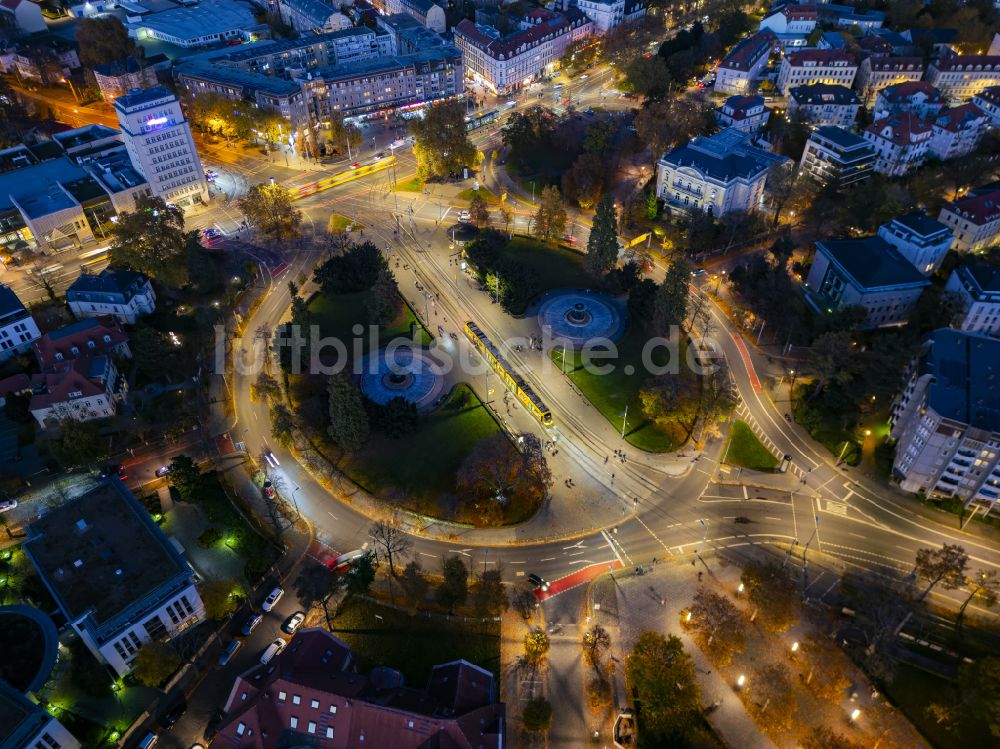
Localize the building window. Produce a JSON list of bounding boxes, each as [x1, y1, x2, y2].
[[329, 705, 337, 714], [290, 716, 298, 729], [308, 721, 317, 733], [311, 699, 319, 709], [278, 691, 286, 702], [292, 695, 301, 705]]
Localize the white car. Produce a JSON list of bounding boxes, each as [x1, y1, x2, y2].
[[0, 499, 18, 513], [282, 611, 305, 634], [262, 586, 284, 612], [458, 210, 471, 222], [260, 638, 286, 664]]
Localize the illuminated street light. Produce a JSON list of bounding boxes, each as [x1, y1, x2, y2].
[[736, 674, 746, 688], [864, 429, 871, 437], [737, 582, 744, 594], [684, 611, 692, 622], [850, 708, 861, 722], [790, 641, 799, 652]]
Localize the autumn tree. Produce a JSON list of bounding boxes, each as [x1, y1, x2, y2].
[[800, 634, 850, 702], [807, 331, 861, 398], [511, 587, 537, 619], [327, 372, 369, 450], [585, 193, 619, 276], [740, 560, 799, 632], [523, 629, 550, 666], [109, 195, 189, 288], [625, 632, 701, 741], [914, 543, 969, 602], [583, 624, 611, 668], [75, 16, 137, 69], [801, 728, 863, 749], [132, 642, 180, 687], [270, 403, 295, 449], [468, 192, 491, 228], [369, 518, 412, 577], [251, 371, 281, 403], [957, 569, 1000, 627], [686, 587, 746, 665], [239, 183, 302, 240], [399, 560, 429, 607], [959, 656, 1000, 738], [344, 550, 377, 597], [471, 567, 508, 617], [531, 185, 568, 242], [634, 93, 715, 156], [455, 433, 551, 524], [410, 100, 478, 179]]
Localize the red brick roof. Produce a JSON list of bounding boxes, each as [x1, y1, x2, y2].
[[943, 188, 1000, 225], [29, 358, 108, 411], [781, 3, 817, 20], [719, 30, 776, 71], [33, 316, 127, 371], [879, 80, 942, 103], [454, 9, 588, 60], [866, 112, 933, 146]]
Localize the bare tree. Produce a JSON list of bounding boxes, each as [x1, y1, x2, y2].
[[957, 569, 1000, 627], [369, 518, 412, 577], [511, 587, 537, 620], [914, 543, 969, 602], [583, 624, 611, 668]]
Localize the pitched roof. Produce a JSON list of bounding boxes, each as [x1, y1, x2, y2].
[[923, 328, 1000, 432], [864, 56, 922, 72], [785, 48, 856, 67], [0, 284, 27, 322], [454, 9, 588, 60], [789, 83, 859, 106], [866, 112, 933, 146], [718, 30, 776, 71], [0, 373, 30, 400], [942, 187, 1000, 225], [975, 85, 1000, 107], [878, 80, 943, 103], [0, 0, 27, 10], [816, 236, 930, 290], [33, 316, 128, 371], [932, 54, 1000, 72], [66, 268, 149, 305], [660, 127, 789, 183], [29, 356, 109, 411], [933, 103, 987, 133], [719, 94, 766, 120]]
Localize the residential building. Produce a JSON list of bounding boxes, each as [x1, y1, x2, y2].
[[873, 80, 945, 120], [787, 83, 860, 127], [714, 30, 775, 95], [864, 112, 933, 177], [67, 268, 156, 324], [928, 103, 988, 161], [856, 34, 893, 59], [574, 0, 645, 34], [0, 0, 47, 34], [817, 3, 884, 30], [715, 94, 770, 134], [377, 12, 450, 55], [278, 0, 351, 34], [945, 262, 1000, 334], [29, 355, 123, 427], [0, 284, 40, 362], [209, 628, 505, 749], [926, 55, 1000, 101], [176, 63, 309, 126], [93, 56, 158, 102], [9, 37, 80, 86], [23, 480, 206, 676], [890, 329, 1000, 510], [817, 31, 847, 51], [0, 132, 149, 253], [799, 125, 876, 188], [66, 0, 116, 17], [776, 49, 857, 95], [33, 316, 130, 370], [0, 678, 81, 749], [656, 128, 790, 217], [877, 213, 953, 276], [973, 86, 1000, 127], [854, 56, 923, 105], [385, 0, 446, 33], [454, 9, 592, 95], [114, 86, 208, 207], [126, 0, 264, 48], [759, 3, 817, 39], [939, 184, 1000, 252], [804, 236, 930, 328]]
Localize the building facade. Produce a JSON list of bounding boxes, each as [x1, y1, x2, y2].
[[23, 480, 206, 677], [938, 185, 1000, 253], [891, 329, 1000, 510], [877, 213, 953, 276], [863, 112, 932, 177], [873, 80, 945, 120], [93, 57, 159, 102], [945, 263, 1000, 334], [127, 0, 262, 48], [786, 83, 860, 127], [656, 128, 789, 217], [0, 284, 40, 362], [854, 56, 923, 105], [67, 268, 156, 324], [278, 0, 352, 34], [114, 86, 208, 207], [29, 355, 122, 428], [928, 103, 988, 161], [926, 55, 1000, 101], [714, 30, 775, 95], [799, 125, 876, 188], [0, 0, 47, 34], [776, 49, 857, 95], [0, 680, 80, 749], [805, 236, 930, 328], [973, 85, 1000, 127], [575, 0, 645, 34], [715, 95, 770, 133]]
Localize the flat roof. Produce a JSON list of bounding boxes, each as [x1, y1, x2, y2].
[[113, 85, 175, 111], [925, 328, 1000, 432], [817, 236, 929, 290], [1, 157, 87, 217], [126, 0, 257, 42], [24, 480, 192, 628], [177, 61, 303, 96]]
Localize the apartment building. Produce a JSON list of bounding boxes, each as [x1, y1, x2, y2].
[[758, 3, 816, 46], [0, 680, 80, 749], [23, 480, 206, 676], [890, 329, 1000, 510], [656, 128, 789, 217], [32, 316, 130, 370], [864, 112, 933, 177], [926, 55, 1000, 101], [776, 49, 857, 95], [0, 284, 40, 362], [92, 56, 159, 102], [385, 0, 446, 33], [454, 8, 592, 94], [799, 125, 876, 188], [176, 63, 310, 125], [928, 103, 988, 161], [973, 85, 1000, 127], [805, 236, 930, 328], [29, 355, 122, 427], [66, 268, 156, 324], [944, 262, 1000, 334], [277, 0, 351, 34], [854, 56, 923, 105], [575, 0, 645, 34], [873, 80, 945, 120], [877, 213, 953, 276], [114, 86, 208, 207], [714, 30, 775, 95], [939, 184, 1000, 253], [787, 83, 860, 127], [715, 95, 770, 133]]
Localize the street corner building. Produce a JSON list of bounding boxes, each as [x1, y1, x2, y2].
[[211, 628, 506, 748], [21, 480, 206, 677]]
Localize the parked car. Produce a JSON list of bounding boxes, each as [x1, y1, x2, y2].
[[99, 463, 127, 480], [158, 700, 187, 728], [137, 733, 158, 749], [458, 210, 471, 222], [260, 638, 286, 664], [155, 465, 172, 477], [282, 611, 305, 634], [218, 639, 242, 666], [262, 586, 284, 612], [241, 612, 262, 636], [0, 499, 18, 513], [262, 481, 276, 499]]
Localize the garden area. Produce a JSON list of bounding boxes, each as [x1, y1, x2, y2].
[[308, 290, 429, 354], [723, 420, 778, 471]]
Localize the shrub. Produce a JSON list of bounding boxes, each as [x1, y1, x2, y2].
[[197, 528, 224, 548]]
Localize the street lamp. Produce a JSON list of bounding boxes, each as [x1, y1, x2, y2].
[[850, 708, 861, 722], [736, 674, 746, 689], [790, 641, 799, 653]]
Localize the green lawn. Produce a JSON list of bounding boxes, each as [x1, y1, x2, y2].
[[457, 186, 499, 204], [341, 384, 502, 508], [308, 291, 430, 353], [504, 236, 592, 294], [394, 176, 423, 193], [332, 596, 500, 687], [551, 327, 691, 453], [327, 213, 362, 233], [723, 420, 778, 471]]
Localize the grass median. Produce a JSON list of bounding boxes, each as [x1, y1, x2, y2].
[[723, 420, 778, 471]]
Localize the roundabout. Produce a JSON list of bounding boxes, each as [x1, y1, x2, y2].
[[536, 290, 626, 347], [358, 346, 445, 411]]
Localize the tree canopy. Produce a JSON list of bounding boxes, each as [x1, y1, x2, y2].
[[456, 432, 551, 525], [410, 100, 478, 180], [625, 632, 701, 740], [586, 194, 619, 276], [239, 183, 302, 240], [327, 373, 369, 450], [109, 195, 189, 288], [75, 16, 137, 69], [532, 185, 567, 243]]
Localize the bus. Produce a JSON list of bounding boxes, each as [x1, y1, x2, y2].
[[464, 321, 553, 426], [465, 109, 500, 132]]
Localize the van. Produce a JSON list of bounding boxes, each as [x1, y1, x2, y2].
[[138, 733, 158, 749]]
